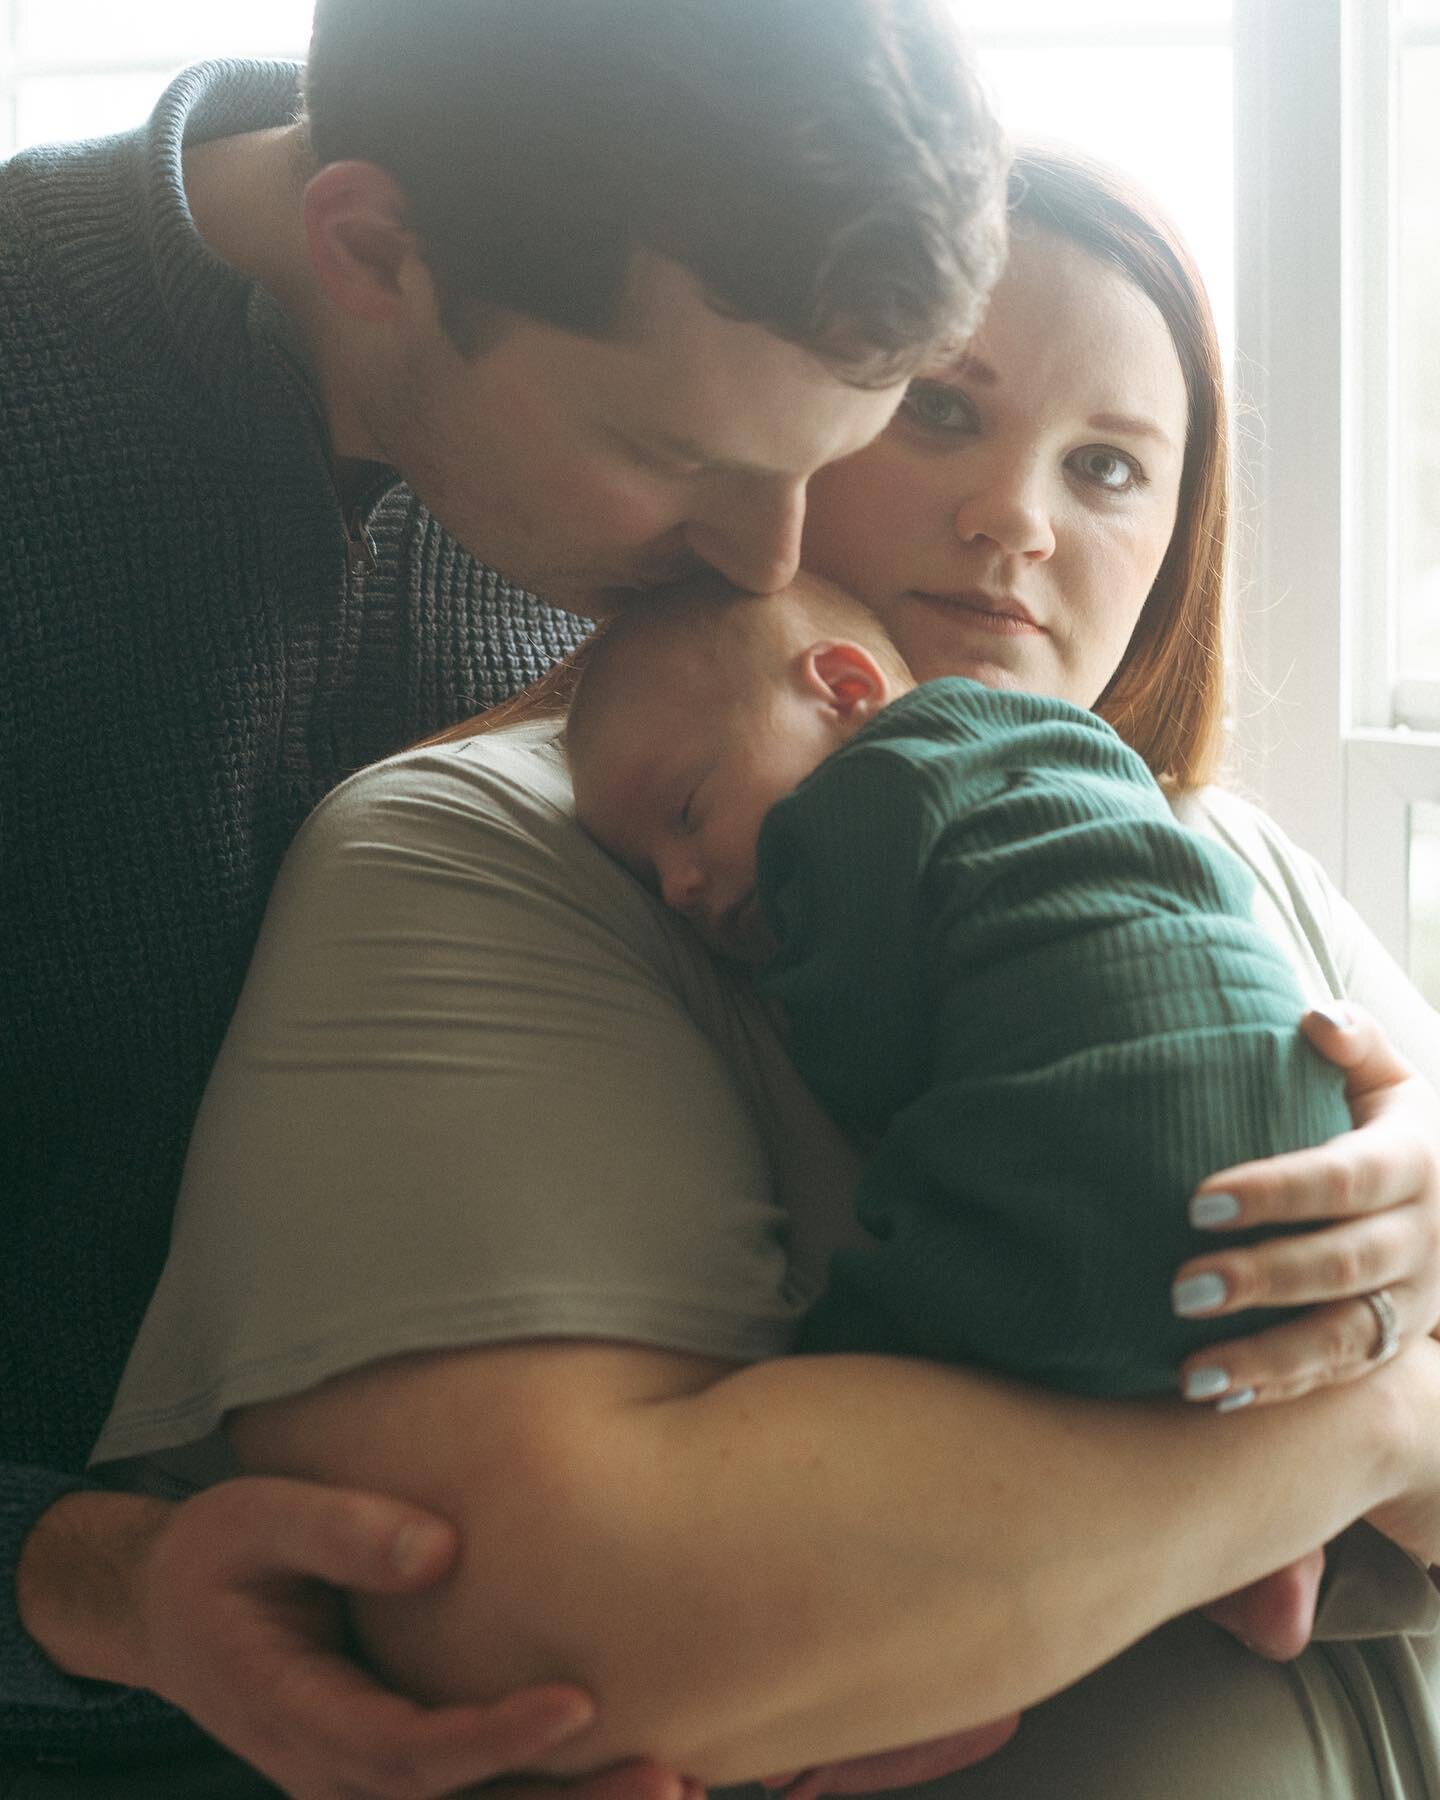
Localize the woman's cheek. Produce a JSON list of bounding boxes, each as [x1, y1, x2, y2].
[[803, 454, 916, 586]]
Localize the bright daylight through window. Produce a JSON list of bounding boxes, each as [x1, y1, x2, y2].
[[2, 0, 1436, 998]]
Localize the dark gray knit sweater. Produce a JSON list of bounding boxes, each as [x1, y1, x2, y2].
[[0, 60, 587, 1764]]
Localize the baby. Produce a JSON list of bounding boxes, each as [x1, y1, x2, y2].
[[569, 571, 1350, 1394], [567, 570, 1350, 1794]]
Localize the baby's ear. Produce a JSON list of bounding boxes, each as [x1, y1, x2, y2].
[[801, 640, 891, 730]]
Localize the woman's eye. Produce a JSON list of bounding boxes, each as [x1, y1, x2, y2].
[[1071, 446, 1143, 492], [898, 381, 977, 436]]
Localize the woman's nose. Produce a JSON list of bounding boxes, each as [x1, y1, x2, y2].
[[952, 465, 1056, 562]]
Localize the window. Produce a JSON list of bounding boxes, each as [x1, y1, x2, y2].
[[0, 2, 313, 149], [4, 0, 1437, 1000]]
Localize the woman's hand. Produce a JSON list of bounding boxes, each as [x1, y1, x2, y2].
[[1174, 1004, 1440, 1411]]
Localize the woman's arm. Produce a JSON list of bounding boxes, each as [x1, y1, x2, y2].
[[99, 748, 1440, 1787], [229, 1333, 1440, 1789]]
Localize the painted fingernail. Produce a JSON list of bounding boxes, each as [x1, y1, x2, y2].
[[1311, 1001, 1354, 1032], [1173, 1272, 1229, 1317], [1190, 1191, 1241, 1229], [1183, 1366, 1232, 1401], [1216, 1387, 1257, 1413]]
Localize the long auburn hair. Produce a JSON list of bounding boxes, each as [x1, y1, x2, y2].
[[424, 143, 1232, 787], [1007, 143, 1231, 790]]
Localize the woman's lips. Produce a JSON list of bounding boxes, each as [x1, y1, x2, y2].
[[911, 591, 1045, 635]]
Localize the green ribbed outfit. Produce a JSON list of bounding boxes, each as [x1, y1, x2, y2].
[[758, 678, 1351, 1394]]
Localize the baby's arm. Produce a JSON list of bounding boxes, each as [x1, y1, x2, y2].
[[761, 693, 1351, 1395]]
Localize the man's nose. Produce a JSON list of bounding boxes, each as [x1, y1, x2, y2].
[[684, 477, 807, 594], [952, 460, 1056, 562]]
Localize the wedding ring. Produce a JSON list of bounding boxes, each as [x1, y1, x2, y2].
[[1363, 1286, 1401, 1365]]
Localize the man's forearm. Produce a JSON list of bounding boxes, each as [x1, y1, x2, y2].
[[232, 1339, 1424, 1787]]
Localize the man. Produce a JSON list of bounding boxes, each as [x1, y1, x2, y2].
[[0, 2, 1007, 1792]]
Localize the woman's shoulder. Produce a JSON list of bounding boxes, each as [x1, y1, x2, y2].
[[308, 722, 574, 853], [1168, 783, 1335, 905], [264, 720, 703, 991]]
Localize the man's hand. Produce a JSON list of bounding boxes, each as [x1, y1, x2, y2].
[[18, 1476, 686, 1800]]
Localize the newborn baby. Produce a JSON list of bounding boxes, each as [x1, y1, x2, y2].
[[570, 571, 1347, 1389], [567, 570, 1349, 1791]]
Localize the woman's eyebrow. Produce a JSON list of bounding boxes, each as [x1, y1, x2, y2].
[[1088, 411, 1178, 451]]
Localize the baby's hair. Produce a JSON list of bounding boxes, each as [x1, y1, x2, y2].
[[565, 573, 911, 763]]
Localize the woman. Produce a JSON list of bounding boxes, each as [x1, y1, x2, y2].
[[94, 145, 1440, 1796]]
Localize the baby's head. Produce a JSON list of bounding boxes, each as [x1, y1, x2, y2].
[[568, 571, 913, 961]]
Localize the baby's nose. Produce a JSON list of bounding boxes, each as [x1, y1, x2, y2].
[[659, 858, 705, 912]]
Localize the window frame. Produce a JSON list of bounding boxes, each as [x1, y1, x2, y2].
[[1232, 0, 1440, 979]]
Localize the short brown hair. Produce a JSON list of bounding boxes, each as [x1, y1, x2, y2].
[[304, 0, 1009, 381], [1008, 143, 1230, 790]]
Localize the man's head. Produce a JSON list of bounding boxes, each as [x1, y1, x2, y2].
[[298, 0, 1008, 606], [568, 573, 913, 961]]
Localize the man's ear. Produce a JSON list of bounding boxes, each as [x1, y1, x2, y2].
[[800, 640, 892, 731], [303, 161, 429, 324]]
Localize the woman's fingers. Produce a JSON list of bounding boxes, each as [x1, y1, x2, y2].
[[1173, 1200, 1432, 1407], [1300, 1001, 1418, 1106], [1174, 1212, 1418, 1316], [1190, 1133, 1434, 1232], [1177, 1294, 1404, 1409], [1190, 1003, 1435, 1232]]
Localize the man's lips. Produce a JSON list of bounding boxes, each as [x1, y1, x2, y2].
[[911, 590, 1046, 634]]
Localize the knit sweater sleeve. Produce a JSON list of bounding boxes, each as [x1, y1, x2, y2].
[[0, 1466, 201, 1751]]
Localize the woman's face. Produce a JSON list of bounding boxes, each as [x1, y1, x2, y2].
[[801, 225, 1189, 710]]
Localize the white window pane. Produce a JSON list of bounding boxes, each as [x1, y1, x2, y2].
[[959, 1, 1229, 26], [1398, 46, 1440, 680], [1410, 804, 1440, 1007], [976, 46, 1235, 352], [1403, 0, 1440, 27], [16, 0, 313, 62], [15, 72, 181, 149]]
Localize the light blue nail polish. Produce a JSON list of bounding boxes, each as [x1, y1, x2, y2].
[[1311, 1001, 1354, 1033], [1173, 1271, 1229, 1317], [1190, 1191, 1241, 1229], [1216, 1387, 1257, 1414], [1183, 1366, 1231, 1401]]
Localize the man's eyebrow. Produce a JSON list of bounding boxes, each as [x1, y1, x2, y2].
[[1088, 412, 1179, 451], [647, 430, 711, 463], [647, 429, 769, 477]]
